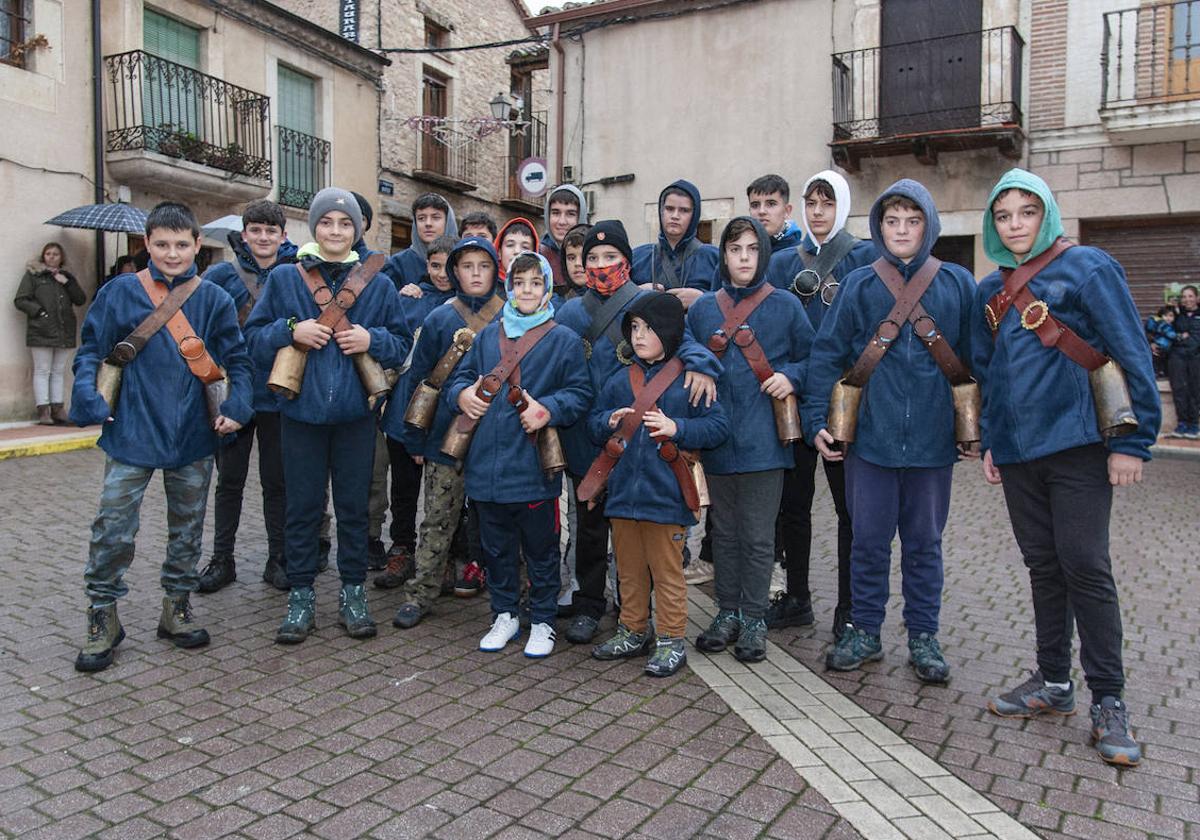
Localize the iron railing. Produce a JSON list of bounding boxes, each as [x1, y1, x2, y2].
[[1, 1, 30, 67], [506, 111, 548, 203], [1102, 0, 1200, 107], [414, 128, 479, 188], [103, 50, 271, 180], [833, 26, 1024, 141], [277, 126, 330, 209]]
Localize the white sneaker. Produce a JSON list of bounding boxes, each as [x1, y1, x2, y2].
[[524, 622, 556, 658], [684, 557, 714, 585], [479, 613, 520, 652]]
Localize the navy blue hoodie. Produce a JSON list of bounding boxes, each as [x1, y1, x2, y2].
[[685, 217, 814, 475], [71, 261, 253, 470], [631, 180, 720, 292], [802, 179, 977, 469], [382, 237, 504, 466]]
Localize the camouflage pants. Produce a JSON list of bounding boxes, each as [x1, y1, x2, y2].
[[403, 461, 464, 607]]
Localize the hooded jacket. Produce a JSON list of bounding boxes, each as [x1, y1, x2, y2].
[[444, 319, 592, 504], [685, 217, 814, 475], [381, 201, 459, 290], [540, 184, 589, 289], [771, 218, 805, 253], [204, 232, 299, 412], [970, 168, 1160, 465], [765, 171, 877, 331], [70, 261, 253, 469], [244, 248, 411, 427], [14, 260, 86, 348], [382, 237, 504, 465], [587, 294, 730, 525], [631, 180, 720, 292], [801, 179, 977, 469], [401, 277, 454, 335]]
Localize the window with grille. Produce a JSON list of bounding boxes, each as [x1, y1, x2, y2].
[[1, 0, 30, 68]]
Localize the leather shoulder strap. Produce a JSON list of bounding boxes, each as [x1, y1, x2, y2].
[[583, 282, 639, 344], [298, 253, 386, 333], [449, 321, 558, 437], [842, 257, 942, 387], [708, 285, 773, 351], [132, 270, 223, 384], [986, 238, 1074, 330], [450, 293, 504, 335], [106, 270, 203, 365]]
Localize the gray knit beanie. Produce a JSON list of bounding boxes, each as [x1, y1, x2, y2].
[[308, 188, 363, 243]]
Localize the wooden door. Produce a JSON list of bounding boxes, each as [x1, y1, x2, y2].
[[421, 71, 448, 174], [879, 0, 983, 136]]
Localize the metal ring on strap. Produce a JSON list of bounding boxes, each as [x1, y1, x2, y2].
[[657, 440, 681, 463], [177, 335, 207, 361], [707, 330, 728, 354], [111, 340, 138, 364], [604, 436, 626, 458], [876, 319, 901, 344], [313, 286, 334, 306], [480, 373, 503, 398], [912, 314, 939, 341], [819, 280, 839, 306], [791, 268, 822, 297], [1021, 299, 1049, 331], [732, 324, 756, 348]]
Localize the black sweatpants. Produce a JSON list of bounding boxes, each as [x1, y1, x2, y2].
[[385, 437, 423, 551], [213, 411, 285, 564], [778, 440, 852, 610], [568, 472, 611, 620], [1167, 350, 1200, 426], [998, 444, 1125, 702]]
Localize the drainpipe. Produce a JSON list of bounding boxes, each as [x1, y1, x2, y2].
[[91, 0, 105, 287], [552, 22, 565, 184]]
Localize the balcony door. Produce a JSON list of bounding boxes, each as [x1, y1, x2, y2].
[[1168, 0, 1200, 99], [421, 69, 448, 175], [277, 66, 326, 208], [879, 0, 982, 136], [142, 10, 201, 144]]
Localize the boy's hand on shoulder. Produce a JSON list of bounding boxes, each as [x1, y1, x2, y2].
[[213, 415, 243, 435], [458, 377, 490, 419], [400, 284, 423, 298], [643, 409, 677, 440], [609, 407, 635, 429], [683, 371, 716, 407], [761, 372, 794, 400], [293, 319, 333, 349], [335, 324, 371, 355], [519, 395, 551, 433], [1108, 452, 1143, 486]]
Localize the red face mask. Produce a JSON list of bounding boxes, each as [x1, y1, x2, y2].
[[585, 259, 630, 296]]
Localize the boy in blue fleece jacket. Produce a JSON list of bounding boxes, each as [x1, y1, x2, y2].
[[446, 251, 592, 658], [631, 179, 720, 308], [383, 192, 458, 292], [972, 169, 1159, 767], [381, 236, 504, 627], [199, 199, 297, 594], [803, 179, 976, 684], [588, 292, 729, 676], [748, 174, 804, 255], [71, 201, 253, 673], [685, 216, 813, 664], [244, 188, 411, 645]]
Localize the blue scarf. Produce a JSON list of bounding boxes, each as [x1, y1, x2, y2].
[[502, 251, 556, 338]]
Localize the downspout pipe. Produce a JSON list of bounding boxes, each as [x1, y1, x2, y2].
[[92, 0, 105, 287], [552, 22, 565, 184]]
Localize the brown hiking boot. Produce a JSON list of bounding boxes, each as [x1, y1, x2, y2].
[[75, 603, 125, 672], [373, 544, 413, 589], [36, 404, 54, 426], [156, 594, 211, 649], [50, 403, 69, 425]]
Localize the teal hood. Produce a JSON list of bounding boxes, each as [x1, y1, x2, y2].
[[982, 168, 1065, 268]]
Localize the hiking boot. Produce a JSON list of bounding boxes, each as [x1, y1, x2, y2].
[[524, 622, 556, 658], [695, 609, 742, 653], [338, 584, 377, 639], [197, 555, 236, 594], [156, 594, 211, 649], [645, 636, 687, 677], [591, 624, 654, 660], [907, 633, 950, 684], [565, 613, 600, 644], [374, 545, 413, 589], [74, 603, 125, 672], [988, 671, 1076, 718], [1090, 696, 1141, 766], [825, 625, 883, 671], [454, 560, 486, 598], [764, 591, 815, 629], [35, 403, 54, 426], [832, 604, 852, 641], [392, 601, 428, 629], [734, 617, 768, 663], [50, 403, 69, 425], [276, 586, 316, 644], [683, 556, 715, 585], [262, 555, 289, 591], [480, 612, 521, 652], [367, 539, 387, 571], [317, 538, 331, 572]]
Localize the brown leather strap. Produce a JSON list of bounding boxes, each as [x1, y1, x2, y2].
[[843, 257, 942, 387], [232, 262, 260, 326], [105, 270, 203, 365], [426, 295, 505, 388], [873, 259, 972, 386], [577, 358, 685, 504], [450, 294, 504, 336], [710, 288, 778, 384], [986, 239, 1107, 372], [133, 270, 224, 384], [294, 252, 386, 336], [449, 321, 557, 436]]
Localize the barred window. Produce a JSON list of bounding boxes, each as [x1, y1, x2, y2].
[[1, 0, 30, 68]]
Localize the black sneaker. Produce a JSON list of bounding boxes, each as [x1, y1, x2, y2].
[[565, 614, 600, 644], [988, 671, 1076, 718], [454, 560, 485, 598], [764, 592, 815, 629], [695, 610, 741, 653], [907, 633, 950, 684], [825, 625, 883, 671], [262, 555, 289, 591], [197, 555, 236, 594], [374, 545, 413, 589], [392, 602, 428, 629], [1090, 696, 1141, 766], [733, 617, 768, 663], [367, 539, 387, 571]]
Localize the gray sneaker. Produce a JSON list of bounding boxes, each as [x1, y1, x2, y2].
[[645, 636, 687, 677], [591, 624, 654, 660], [733, 617, 768, 663], [277, 586, 316, 644], [338, 584, 377, 639], [695, 609, 742, 653], [907, 633, 950, 684], [825, 625, 883, 671], [1090, 696, 1141, 766], [988, 671, 1076, 718]]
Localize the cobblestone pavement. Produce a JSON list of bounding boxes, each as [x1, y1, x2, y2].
[[0, 446, 1196, 839]]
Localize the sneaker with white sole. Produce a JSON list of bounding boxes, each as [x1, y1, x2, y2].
[[479, 612, 521, 652], [524, 622, 556, 658]]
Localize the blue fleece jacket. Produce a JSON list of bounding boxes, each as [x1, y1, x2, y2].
[[588, 358, 729, 526], [686, 217, 813, 475], [444, 321, 592, 503], [766, 235, 877, 332], [244, 253, 411, 426], [382, 238, 504, 465], [802, 179, 977, 469], [631, 180, 720, 292], [970, 169, 1160, 465], [771, 219, 804, 253], [556, 290, 723, 476], [70, 262, 253, 470], [381, 204, 459, 290], [401, 278, 455, 335]]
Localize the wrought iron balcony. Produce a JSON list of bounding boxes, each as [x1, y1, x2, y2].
[[277, 126, 330, 209], [503, 111, 549, 213], [103, 50, 271, 181], [830, 26, 1024, 171], [411, 123, 479, 192]]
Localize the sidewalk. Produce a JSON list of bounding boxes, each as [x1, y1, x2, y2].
[[0, 422, 100, 461]]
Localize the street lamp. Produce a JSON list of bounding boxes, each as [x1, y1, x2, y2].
[[489, 92, 511, 121]]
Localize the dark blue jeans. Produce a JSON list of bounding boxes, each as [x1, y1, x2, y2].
[[475, 499, 561, 626], [844, 453, 952, 638], [281, 414, 375, 587]]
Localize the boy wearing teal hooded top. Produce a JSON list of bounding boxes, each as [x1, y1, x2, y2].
[[971, 169, 1159, 768]]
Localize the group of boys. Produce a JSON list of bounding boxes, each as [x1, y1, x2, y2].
[[68, 163, 1158, 766]]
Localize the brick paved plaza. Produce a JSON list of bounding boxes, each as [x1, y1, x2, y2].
[[0, 446, 1196, 839]]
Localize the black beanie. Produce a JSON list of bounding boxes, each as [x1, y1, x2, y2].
[[622, 291, 685, 361], [351, 191, 373, 231], [582, 219, 633, 267]]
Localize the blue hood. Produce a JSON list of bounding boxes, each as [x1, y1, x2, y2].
[[447, 236, 500, 309], [868, 178, 941, 269], [658, 179, 703, 254]]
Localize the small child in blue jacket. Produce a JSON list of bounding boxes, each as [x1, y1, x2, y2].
[[446, 251, 592, 658], [1145, 307, 1177, 378], [244, 188, 411, 645], [587, 292, 729, 676]]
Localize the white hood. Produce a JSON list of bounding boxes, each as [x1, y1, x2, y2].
[[799, 170, 852, 253]]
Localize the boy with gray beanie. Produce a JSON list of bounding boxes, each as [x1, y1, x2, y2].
[[244, 187, 412, 644]]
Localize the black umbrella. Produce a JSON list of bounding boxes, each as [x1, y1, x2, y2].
[[45, 202, 148, 234]]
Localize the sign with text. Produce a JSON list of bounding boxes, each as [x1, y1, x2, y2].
[[340, 0, 359, 43]]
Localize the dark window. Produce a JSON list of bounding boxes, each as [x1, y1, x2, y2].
[[696, 220, 714, 245], [391, 218, 413, 253], [1, 0, 30, 68], [424, 18, 448, 50], [931, 235, 975, 276]]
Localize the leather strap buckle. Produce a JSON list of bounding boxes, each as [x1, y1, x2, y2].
[[480, 373, 503, 399], [507, 386, 529, 412], [177, 335, 207, 361], [732, 325, 756, 348], [604, 436, 626, 458], [912, 314, 938, 341], [111, 340, 137, 364], [1021, 299, 1049, 331], [707, 331, 728, 354], [334, 287, 357, 310], [819, 280, 839, 306], [657, 440, 680, 463]]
